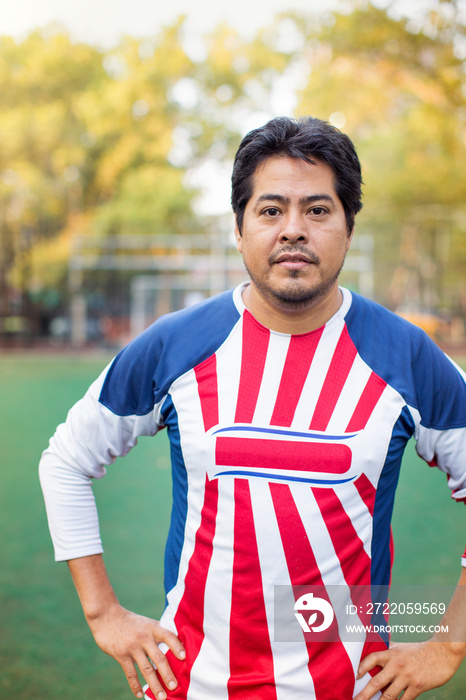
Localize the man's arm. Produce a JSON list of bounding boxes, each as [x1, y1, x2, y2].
[[353, 567, 466, 700], [68, 554, 185, 700]]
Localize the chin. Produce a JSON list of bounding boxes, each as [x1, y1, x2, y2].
[[266, 283, 325, 308], [272, 291, 322, 309], [267, 275, 340, 309]]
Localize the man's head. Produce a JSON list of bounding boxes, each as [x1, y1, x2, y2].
[[231, 116, 363, 236]]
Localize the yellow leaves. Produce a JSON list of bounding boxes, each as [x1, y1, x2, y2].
[[206, 24, 244, 77], [1, 2, 465, 311], [94, 164, 195, 236], [27, 229, 71, 289], [97, 133, 146, 195]]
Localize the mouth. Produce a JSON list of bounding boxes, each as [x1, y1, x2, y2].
[[273, 253, 316, 270]]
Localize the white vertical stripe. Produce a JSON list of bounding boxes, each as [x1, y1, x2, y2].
[[291, 318, 345, 431], [290, 485, 342, 587], [291, 485, 364, 680], [253, 333, 291, 426], [186, 478, 235, 700], [216, 320, 243, 426], [349, 383, 406, 489], [250, 480, 316, 700], [325, 355, 373, 433], [337, 485, 373, 558], [160, 368, 209, 631]]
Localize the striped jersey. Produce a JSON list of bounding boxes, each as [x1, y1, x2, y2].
[[39, 284, 466, 700]]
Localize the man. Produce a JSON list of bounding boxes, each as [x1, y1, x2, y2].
[[40, 116, 466, 700]]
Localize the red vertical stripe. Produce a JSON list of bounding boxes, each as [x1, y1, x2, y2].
[[309, 325, 357, 431], [163, 478, 219, 698], [228, 479, 277, 699], [312, 488, 371, 586], [353, 473, 376, 517], [360, 525, 393, 665], [357, 530, 394, 664], [235, 311, 270, 423], [312, 486, 375, 632], [270, 483, 355, 700], [194, 354, 219, 431], [346, 372, 387, 433], [271, 329, 324, 427], [312, 488, 387, 661]]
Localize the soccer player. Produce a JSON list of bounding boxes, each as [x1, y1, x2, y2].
[[39, 116, 466, 700]]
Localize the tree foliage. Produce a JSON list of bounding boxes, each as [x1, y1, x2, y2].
[[0, 0, 465, 333], [293, 0, 466, 312]]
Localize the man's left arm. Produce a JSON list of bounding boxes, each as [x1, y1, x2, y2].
[[354, 567, 466, 700]]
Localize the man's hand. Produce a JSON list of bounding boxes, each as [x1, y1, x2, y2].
[[67, 554, 185, 700], [355, 568, 466, 699], [87, 602, 185, 700], [353, 640, 464, 700]]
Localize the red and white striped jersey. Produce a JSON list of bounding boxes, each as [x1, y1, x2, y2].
[[40, 284, 466, 699]]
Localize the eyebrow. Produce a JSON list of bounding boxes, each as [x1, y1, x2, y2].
[[253, 193, 336, 209]]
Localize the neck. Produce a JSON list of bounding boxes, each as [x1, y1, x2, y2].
[[241, 282, 343, 334]]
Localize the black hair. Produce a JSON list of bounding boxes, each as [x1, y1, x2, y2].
[[231, 116, 363, 234]]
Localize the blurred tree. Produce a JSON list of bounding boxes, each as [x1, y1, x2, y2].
[[0, 28, 107, 325], [1, 1, 466, 339], [0, 18, 290, 331], [292, 0, 466, 313]]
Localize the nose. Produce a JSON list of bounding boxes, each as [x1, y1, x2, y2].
[[278, 211, 309, 244]]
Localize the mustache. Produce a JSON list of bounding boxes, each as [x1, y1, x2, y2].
[[269, 244, 320, 265]]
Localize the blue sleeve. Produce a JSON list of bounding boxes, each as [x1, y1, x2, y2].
[[99, 290, 240, 416]]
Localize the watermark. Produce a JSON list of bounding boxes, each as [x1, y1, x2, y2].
[[294, 592, 335, 633], [274, 585, 465, 643]]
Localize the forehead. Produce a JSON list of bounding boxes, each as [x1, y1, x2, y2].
[[250, 155, 338, 199]]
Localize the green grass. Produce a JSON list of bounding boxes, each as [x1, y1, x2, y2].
[[0, 354, 464, 699], [0, 354, 172, 700]]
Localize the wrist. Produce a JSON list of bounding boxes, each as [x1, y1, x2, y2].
[[427, 638, 466, 672], [67, 554, 120, 623], [82, 591, 121, 624]]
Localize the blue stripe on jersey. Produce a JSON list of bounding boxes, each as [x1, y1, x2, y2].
[[160, 395, 188, 596], [371, 406, 416, 585], [213, 470, 356, 485], [345, 292, 466, 430], [212, 425, 358, 440], [99, 290, 240, 416]]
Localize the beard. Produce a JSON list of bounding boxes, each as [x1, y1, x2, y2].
[[243, 247, 346, 311]]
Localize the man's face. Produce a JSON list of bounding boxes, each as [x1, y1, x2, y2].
[[235, 155, 352, 312]]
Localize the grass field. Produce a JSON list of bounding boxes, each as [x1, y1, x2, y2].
[[0, 353, 464, 700]]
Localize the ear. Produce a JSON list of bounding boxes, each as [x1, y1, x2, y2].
[[234, 217, 243, 253], [346, 227, 354, 252]]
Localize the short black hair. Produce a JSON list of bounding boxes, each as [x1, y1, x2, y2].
[[231, 116, 363, 234]]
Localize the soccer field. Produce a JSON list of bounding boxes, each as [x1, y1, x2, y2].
[[0, 354, 464, 700]]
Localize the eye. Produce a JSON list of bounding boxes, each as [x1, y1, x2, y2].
[[262, 207, 281, 217], [309, 206, 327, 216]]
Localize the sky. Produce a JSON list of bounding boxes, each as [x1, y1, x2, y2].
[[1, 0, 340, 45], [0, 0, 434, 46]]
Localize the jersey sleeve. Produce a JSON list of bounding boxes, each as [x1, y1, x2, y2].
[[410, 342, 466, 567], [411, 344, 466, 502], [39, 357, 165, 562], [39, 290, 240, 563]]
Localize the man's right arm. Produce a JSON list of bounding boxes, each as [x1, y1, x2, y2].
[[38, 358, 183, 698], [67, 554, 185, 700]]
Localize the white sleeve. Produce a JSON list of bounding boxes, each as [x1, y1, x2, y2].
[[414, 424, 466, 503], [413, 356, 466, 504], [39, 364, 164, 561]]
